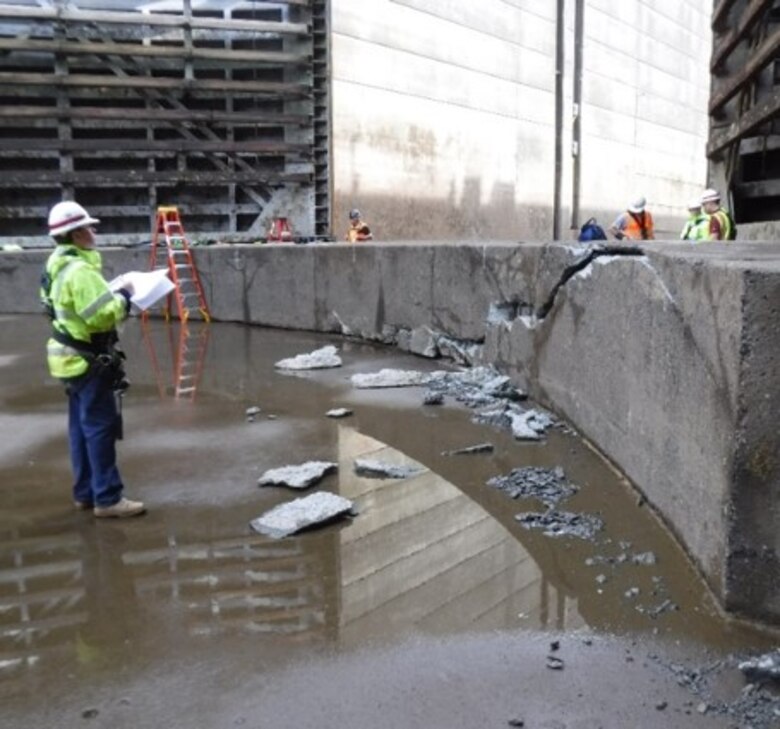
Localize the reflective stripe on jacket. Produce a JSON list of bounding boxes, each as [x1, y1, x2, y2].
[[709, 209, 734, 241], [42, 245, 129, 379]]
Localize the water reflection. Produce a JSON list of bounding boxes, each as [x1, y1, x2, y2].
[[0, 425, 581, 698], [336, 426, 584, 642], [140, 319, 210, 400]]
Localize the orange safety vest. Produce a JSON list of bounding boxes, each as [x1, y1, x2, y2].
[[622, 211, 654, 240]]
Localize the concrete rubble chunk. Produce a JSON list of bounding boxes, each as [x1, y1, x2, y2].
[[258, 461, 337, 489], [632, 551, 657, 566], [274, 345, 342, 370], [250, 492, 354, 539], [437, 335, 480, 366], [442, 442, 494, 456], [488, 466, 577, 507], [351, 368, 438, 388], [409, 326, 439, 358], [475, 402, 554, 439], [515, 509, 603, 540], [326, 408, 353, 418], [422, 390, 444, 405], [739, 651, 780, 681], [353, 458, 426, 480]]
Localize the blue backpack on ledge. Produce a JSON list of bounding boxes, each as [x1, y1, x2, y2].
[[578, 218, 607, 243]]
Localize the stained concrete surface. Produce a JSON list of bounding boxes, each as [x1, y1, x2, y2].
[[1, 315, 778, 729]]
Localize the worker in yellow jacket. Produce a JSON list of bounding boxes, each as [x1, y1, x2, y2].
[[41, 201, 146, 518]]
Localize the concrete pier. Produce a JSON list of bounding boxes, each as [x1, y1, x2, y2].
[[2, 240, 778, 624]]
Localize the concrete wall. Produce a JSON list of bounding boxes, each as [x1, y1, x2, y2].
[[330, 0, 712, 240], [2, 240, 777, 623]]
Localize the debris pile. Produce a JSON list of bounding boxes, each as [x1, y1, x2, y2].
[[351, 365, 555, 440], [515, 510, 603, 540], [488, 466, 577, 507]]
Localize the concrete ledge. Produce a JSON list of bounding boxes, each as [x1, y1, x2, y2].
[[2, 240, 778, 623]]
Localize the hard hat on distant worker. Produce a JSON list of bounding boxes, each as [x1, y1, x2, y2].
[[701, 188, 721, 204], [48, 201, 100, 237], [349, 208, 361, 220], [687, 198, 702, 211], [628, 196, 646, 214]]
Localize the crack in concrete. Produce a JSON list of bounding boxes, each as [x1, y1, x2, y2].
[[535, 245, 645, 319]]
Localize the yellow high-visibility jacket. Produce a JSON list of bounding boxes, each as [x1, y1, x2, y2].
[[41, 245, 129, 379]]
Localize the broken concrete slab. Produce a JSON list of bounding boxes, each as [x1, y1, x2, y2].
[[275, 345, 342, 370], [353, 458, 426, 480], [250, 491, 354, 538], [257, 461, 337, 489]]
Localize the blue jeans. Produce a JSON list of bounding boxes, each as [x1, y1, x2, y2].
[[67, 368, 123, 507]]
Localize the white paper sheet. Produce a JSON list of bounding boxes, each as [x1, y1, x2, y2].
[[109, 269, 175, 312]]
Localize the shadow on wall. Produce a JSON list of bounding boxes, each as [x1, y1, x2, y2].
[[335, 175, 554, 241]]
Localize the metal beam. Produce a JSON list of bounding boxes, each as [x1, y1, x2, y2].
[[0, 105, 311, 127], [0, 169, 311, 187], [0, 38, 310, 66], [0, 4, 309, 36], [734, 179, 780, 197], [708, 87, 780, 156], [709, 26, 780, 114], [710, 0, 773, 72], [712, 0, 741, 31], [0, 138, 312, 155], [0, 72, 310, 97]]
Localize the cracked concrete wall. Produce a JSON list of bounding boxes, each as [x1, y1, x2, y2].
[[2, 241, 778, 624]]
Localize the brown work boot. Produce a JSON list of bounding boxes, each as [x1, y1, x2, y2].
[[94, 497, 146, 518]]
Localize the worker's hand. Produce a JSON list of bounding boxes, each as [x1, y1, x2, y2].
[[121, 281, 135, 296]]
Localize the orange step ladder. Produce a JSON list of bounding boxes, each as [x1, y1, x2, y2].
[[140, 318, 210, 401], [147, 206, 211, 322]]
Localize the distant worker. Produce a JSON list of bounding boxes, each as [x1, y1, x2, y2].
[[679, 198, 709, 242], [608, 196, 655, 241], [701, 188, 737, 241], [41, 201, 146, 518], [346, 208, 373, 242]]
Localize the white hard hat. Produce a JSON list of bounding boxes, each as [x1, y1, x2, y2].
[[628, 196, 646, 214], [687, 198, 702, 210], [701, 188, 720, 204], [48, 201, 100, 237]]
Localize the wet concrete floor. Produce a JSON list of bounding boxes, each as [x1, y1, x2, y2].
[[0, 314, 778, 729]]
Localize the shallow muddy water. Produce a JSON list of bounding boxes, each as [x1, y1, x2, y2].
[[0, 314, 777, 729]]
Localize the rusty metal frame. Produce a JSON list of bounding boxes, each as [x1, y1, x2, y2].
[[0, 0, 330, 243], [707, 0, 780, 223]]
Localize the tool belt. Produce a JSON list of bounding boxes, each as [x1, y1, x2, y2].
[[52, 328, 129, 393]]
